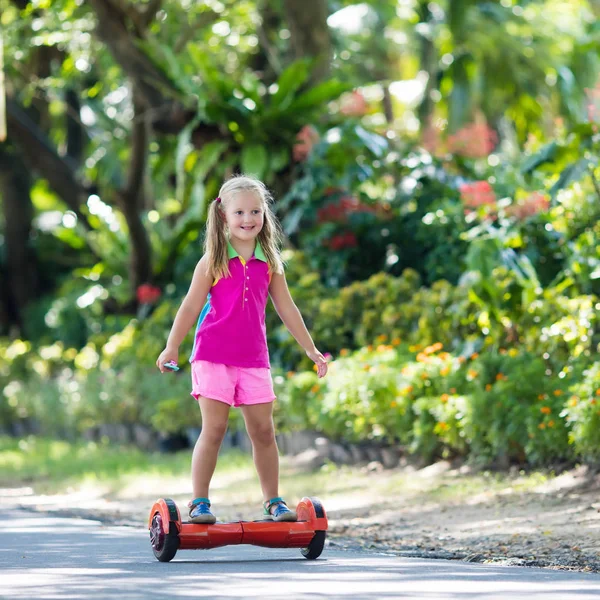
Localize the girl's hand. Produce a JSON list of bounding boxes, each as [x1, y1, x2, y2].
[[307, 348, 328, 378], [156, 347, 179, 373]]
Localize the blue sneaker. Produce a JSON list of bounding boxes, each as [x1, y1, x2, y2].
[[188, 497, 216, 524], [263, 497, 297, 522]]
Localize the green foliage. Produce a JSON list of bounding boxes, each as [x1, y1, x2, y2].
[[563, 362, 600, 460], [2, 0, 600, 472]]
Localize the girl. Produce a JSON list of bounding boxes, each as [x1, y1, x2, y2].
[[156, 175, 328, 524]]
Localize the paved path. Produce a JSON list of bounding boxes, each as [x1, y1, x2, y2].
[[2, 509, 600, 599]]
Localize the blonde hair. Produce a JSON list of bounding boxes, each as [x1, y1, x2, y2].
[[204, 174, 284, 280]]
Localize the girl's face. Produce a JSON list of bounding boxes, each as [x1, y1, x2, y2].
[[224, 191, 265, 242]]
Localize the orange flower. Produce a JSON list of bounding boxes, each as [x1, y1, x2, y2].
[[363, 364, 371, 372], [440, 394, 449, 403], [548, 420, 555, 428], [591, 399, 597, 405], [436, 421, 450, 432], [538, 423, 546, 430], [392, 338, 401, 346], [467, 369, 478, 379], [416, 352, 429, 363], [376, 334, 388, 343], [440, 367, 450, 376], [496, 373, 506, 381], [377, 345, 388, 353], [424, 342, 443, 355], [287, 371, 295, 378], [311, 384, 320, 393], [537, 394, 546, 400], [553, 390, 562, 396], [390, 400, 397, 408], [450, 388, 457, 394], [420, 372, 429, 380], [471, 353, 479, 360], [340, 349, 349, 357], [367, 345, 373, 352], [485, 384, 492, 392], [540, 406, 551, 415], [458, 357, 466, 365], [568, 396, 579, 408], [595, 389, 600, 396]]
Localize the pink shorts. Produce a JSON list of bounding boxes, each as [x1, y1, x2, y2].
[[190, 360, 276, 407]]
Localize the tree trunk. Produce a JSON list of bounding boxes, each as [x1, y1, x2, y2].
[[6, 99, 92, 229], [282, 0, 331, 83], [116, 92, 153, 293], [0, 147, 37, 334], [87, 0, 193, 133], [416, 3, 437, 128], [382, 85, 394, 124]]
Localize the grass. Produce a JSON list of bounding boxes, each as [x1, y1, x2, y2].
[[0, 436, 555, 519], [0, 436, 253, 495]]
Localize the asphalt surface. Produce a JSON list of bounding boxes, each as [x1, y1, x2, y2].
[[2, 508, 600, 599]]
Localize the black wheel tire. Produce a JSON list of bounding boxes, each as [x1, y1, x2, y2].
[[150, 513, 180, 562], [301, 530, 326, 560]]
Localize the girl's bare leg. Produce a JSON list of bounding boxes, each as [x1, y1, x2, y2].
[[192, 396, 230, 498], [241, 402, 279, 500]]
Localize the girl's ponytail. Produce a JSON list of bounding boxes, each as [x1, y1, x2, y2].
[[204, 199, 229, 280]]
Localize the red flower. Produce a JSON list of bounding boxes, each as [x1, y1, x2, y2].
[[317, 195, 377, 224], [460, 181, 496, 210], [137, 283, 162, 304], [328, 231, 358, 250]]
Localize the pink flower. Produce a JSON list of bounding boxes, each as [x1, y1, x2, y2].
[[585, 82, 600, 123], [448, 122, 497, 158], [506, 192, 550, 220], [339, 90, 368, 117], [293, 125, 320, 162], [421, 121, 444, 156]]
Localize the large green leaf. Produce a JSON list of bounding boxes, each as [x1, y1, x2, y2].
[[549, 159, 590, 198], [520, 142, 558, 174], [354, 125, 388, 158], [271, 60, 312, 110], [175, 116, 200, 204], [288, 80, 352, 112], [241, 143, 268, 178]]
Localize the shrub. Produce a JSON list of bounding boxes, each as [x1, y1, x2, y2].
[[563, 362, 600, 461]]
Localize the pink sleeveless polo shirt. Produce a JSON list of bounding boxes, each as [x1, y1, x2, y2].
[[190, 242, 271, 369]]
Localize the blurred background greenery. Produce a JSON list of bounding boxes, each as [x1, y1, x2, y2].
[[1, 0, 600, 469]]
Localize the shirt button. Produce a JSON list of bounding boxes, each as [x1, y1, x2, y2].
[[245, 298, 248, 301], [247, 276, 250, 280], [246, 287, 249, 291]]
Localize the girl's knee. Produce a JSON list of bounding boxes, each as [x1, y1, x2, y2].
[[199, 422, 228, 446], [247, 423, 275, 447]]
